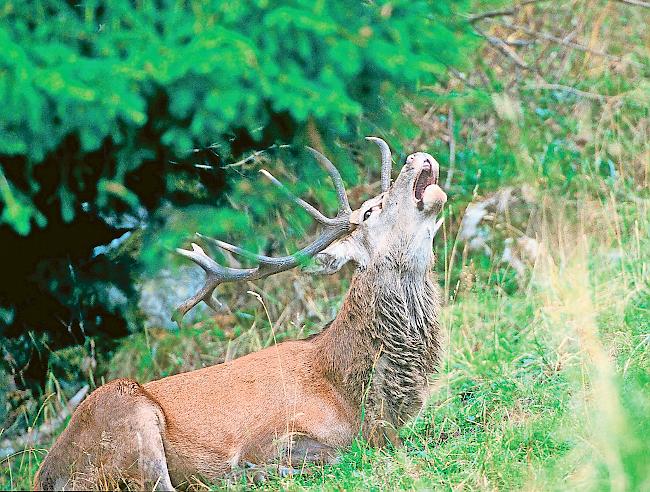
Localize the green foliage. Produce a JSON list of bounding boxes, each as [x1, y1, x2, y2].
[[0, 0, 477, 234]]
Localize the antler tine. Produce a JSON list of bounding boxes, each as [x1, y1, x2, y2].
[[305, 147, 351, 213], [172, 243, 255, 327], [365, 136, 392, 192], [196, 233, 285, 265], [174, 216, 351, 327], [259, 169, 337, 226], [173, 145, 354, 327]]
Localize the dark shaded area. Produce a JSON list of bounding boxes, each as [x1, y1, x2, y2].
[[0, 102, 300, 393]]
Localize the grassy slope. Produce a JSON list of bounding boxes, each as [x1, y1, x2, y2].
[[3, 194, 646, 492], [218, 197, 647, 491], [0, 194, 650, 490]]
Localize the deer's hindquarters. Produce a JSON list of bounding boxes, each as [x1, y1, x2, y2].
[[34, 341, 357, 490], [34, 379, 173, 491]]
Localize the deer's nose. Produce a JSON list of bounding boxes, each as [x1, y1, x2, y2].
[[406, 154, 415, 164]]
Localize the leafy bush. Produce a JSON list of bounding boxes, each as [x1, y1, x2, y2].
[[0, 0, 476, 234]]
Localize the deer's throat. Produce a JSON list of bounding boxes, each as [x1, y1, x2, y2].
[[316, 257, 442, 417]]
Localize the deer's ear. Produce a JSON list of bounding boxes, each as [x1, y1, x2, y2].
[[305, 236, 369, 275]]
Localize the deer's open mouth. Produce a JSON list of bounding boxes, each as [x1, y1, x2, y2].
[[413, 165, 436, 204]]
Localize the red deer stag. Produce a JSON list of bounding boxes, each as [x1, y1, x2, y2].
[[34, 138, 447, 491]]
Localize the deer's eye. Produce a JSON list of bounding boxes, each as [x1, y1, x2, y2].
[[363, 209, 372, 221]]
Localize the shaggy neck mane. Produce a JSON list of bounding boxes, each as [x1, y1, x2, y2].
[[313, 245, 441, 424]]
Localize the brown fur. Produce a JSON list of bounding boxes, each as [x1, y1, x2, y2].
[[34, 152, 446, 490]]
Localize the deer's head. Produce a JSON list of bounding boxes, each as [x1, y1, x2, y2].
[[173, 138, 446, 326], [311, 151, 446, 274]]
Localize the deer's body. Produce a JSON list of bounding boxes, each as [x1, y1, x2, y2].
[[145, 338, 356, 479], [34, 142, 447, 491]]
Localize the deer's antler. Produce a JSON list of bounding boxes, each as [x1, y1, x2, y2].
[[172, 146, 353, 327], [365, 136, 392, 192]]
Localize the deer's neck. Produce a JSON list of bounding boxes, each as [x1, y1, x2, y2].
[[314, 251, 441, 422]]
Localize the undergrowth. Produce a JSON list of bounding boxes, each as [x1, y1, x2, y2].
[[2, 194, 647, 491]]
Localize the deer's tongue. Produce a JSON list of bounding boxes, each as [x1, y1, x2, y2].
[[414, 168, 435, 201]]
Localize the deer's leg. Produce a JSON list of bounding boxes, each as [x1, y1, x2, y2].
[[34, 379, 176, 491], [239, 462, 305, 484], [80, 380, 175, 491], [285, 436, 339, 467], [236, 436, 339, 484], [86, 382, 176, 491], [131, 412, 175, 491]]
